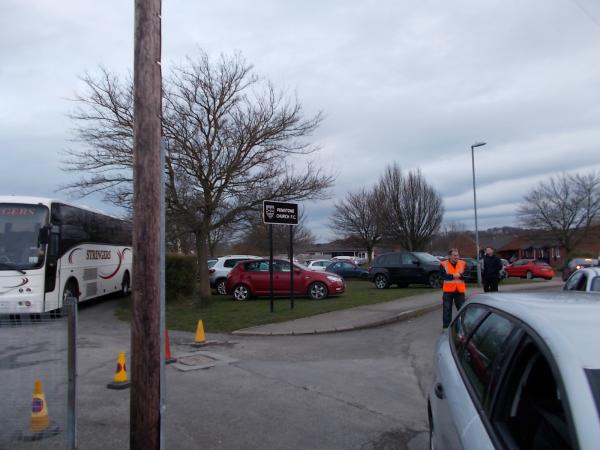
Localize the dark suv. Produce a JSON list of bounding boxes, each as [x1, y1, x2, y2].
[[561, 258, 599, 281], [369, 251, 442, 288]]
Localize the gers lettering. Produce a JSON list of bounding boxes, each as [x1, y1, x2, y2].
[[86, 250, 112, 260], [0, 207, 36, 216]]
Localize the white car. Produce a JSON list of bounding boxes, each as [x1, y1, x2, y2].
[[563, 267, 600, 293], [330, 255, 363, 265], [305, 259, 331, 271], [208, 255, 260, 295], [429, 292, 600, 449]]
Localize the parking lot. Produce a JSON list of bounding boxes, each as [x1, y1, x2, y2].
[[70, 281, 560, 449]]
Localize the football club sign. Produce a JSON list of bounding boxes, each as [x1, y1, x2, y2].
[[262, 201, 298, 225]]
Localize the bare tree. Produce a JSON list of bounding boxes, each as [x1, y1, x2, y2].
[[376, 163, 444, 251], [517, 172, 600, 257], [233, 210, 316, 256], [330, 187, 381, 263], [429, 221, 474, 255], [62, 51, 334, 298]]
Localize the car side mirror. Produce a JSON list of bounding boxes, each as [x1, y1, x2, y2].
[[412, 260, 420, 266], [294, 269, 301, 274]]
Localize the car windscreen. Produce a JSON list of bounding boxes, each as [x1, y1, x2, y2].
[[413, 252, 439, 264], [534, 261, 551, 266], [585, 369, 600, 419]]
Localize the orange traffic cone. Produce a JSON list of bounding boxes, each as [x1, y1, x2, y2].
[[107, 352, 131, 389], [165, 329, 176, 364], [17, 378, 60, 441], [195, 320, 206, 344], [30, 379, 49, 433]]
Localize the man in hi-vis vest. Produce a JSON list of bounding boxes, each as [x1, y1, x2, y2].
[[440, 248, 467, 329]]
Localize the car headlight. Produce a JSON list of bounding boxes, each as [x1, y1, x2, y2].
[[326, 275, 342, 282]]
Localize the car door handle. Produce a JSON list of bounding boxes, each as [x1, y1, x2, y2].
[[434, 383, 445, 399]]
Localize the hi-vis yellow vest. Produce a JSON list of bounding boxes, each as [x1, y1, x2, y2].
[[441, 260, 466, 293]]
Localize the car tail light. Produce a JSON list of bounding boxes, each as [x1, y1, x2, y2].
[[209, 268, 215, 274]]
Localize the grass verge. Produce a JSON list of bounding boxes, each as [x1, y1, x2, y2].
[[116, 280, 436, 333]]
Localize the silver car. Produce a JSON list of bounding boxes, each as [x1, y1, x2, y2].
[[305, 259, 331, 271], [428, 292, 600, 449], [563, 267, 600, 293]]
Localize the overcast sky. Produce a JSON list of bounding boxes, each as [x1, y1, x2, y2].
[[2, 0, 600, 242]]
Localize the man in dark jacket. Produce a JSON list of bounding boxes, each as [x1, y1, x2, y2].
[[482, 247, 503, 292]]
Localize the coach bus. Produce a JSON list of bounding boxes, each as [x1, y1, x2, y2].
[[0, 196, 132, 314]]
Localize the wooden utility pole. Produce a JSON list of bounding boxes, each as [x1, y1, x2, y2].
[[131, 0, 162, 448]]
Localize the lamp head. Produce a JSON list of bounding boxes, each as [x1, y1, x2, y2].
[[471, 142, 487, 149]]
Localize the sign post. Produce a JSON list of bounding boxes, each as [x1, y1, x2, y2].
[[263, 201, 299, 312]]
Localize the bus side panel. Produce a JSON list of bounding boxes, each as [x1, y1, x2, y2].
[[60, 244, 132, 303], [96, 245, 132, 297]]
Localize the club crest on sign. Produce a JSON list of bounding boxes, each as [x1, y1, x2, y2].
[[266, 204, 275, 219]]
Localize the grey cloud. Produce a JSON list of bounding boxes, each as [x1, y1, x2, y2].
[[2, 0, 599, 243]]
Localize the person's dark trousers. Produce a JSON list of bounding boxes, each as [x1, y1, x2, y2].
[[483, 277, 499, 292], [442, 291, 465, 328]]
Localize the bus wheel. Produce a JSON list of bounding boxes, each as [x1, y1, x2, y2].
[[52, 282, 77, 318], [63, 282, 79, 306], [121, 272, 131, 296]]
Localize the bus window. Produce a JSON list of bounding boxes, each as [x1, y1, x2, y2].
[[0, 203, 48, 270]]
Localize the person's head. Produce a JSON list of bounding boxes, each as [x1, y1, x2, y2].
[[448, 248, 459, 262], [485, 247, 494, 256]]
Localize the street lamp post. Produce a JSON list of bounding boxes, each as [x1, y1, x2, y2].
[[471, 141, 486, 287]]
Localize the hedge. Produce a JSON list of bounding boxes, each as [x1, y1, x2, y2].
[[165, 253, 197, 302]]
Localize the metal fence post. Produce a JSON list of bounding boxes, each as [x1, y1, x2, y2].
[[66, 296, 78, 450]]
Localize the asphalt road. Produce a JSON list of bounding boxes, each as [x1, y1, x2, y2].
[[70, 297, 440, 450], [3, 282, 563, 450]]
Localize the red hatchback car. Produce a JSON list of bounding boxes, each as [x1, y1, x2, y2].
[[225, 258, 345, 301], [505, 259, 555, 280]]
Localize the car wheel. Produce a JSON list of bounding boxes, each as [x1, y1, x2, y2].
[[428, 272, 442, 289], [526, 270, 533, 280], [309, 282, 328, 300], [233, 284, 250, 301], [216, 279, 227, 295], [374, 274, 389, 289]]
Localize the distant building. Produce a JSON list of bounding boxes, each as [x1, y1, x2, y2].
[[297, 242, 371, 264]]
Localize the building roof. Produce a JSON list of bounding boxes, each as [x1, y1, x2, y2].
[[306, 243, 367, 253], [498, 235, 561, 251]]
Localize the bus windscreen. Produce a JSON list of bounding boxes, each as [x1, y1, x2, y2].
[[0, 204, 49, 271]]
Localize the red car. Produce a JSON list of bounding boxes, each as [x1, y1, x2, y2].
[[225, 258, 345, 301], [505, 259, 555, 280]]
